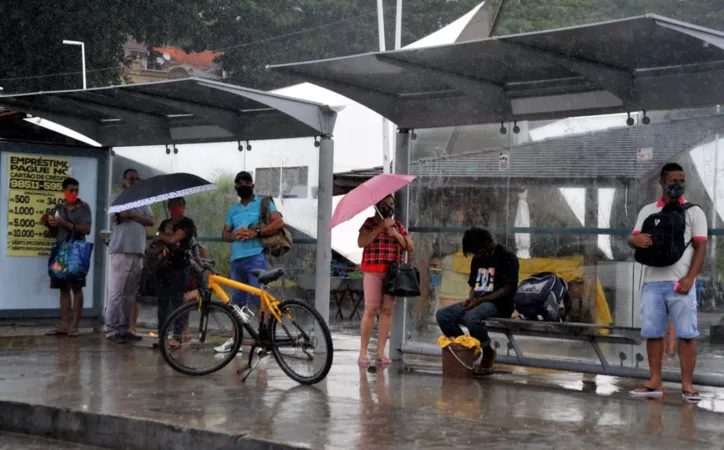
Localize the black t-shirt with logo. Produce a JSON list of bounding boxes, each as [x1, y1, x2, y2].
[[467, 244, 520, 318]]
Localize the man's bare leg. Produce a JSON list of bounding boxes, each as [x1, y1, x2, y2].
[[69, 288, 84, 336], [49, 288, 72, 335], [679, 338, 697, 393], [646, 337, 664, 388], [130, 302, 139, 334]]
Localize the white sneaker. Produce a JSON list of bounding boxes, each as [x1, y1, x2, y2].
[[214, 338, 235, 353]]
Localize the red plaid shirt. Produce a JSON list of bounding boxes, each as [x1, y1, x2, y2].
[[359, 217, 407, 273]]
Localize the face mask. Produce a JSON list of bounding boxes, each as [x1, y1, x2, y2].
[[664, 182, 685, 199], [169, 206, 185, 217], [379, 206, 394, 218], [64, 192, 78, 204], [236, 186, 253, 199]]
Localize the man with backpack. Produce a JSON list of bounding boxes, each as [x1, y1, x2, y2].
[[215, 171, 285, 353], [629, 162, 707, 401]]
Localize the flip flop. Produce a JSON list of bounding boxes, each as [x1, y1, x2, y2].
[[358, 356, 371, 367], [45, 329, 67, 336], [630, 385, 664, 397], [375, 356, 392, 366], [682, 390, 702, 402], [67, 331, 79, 338]]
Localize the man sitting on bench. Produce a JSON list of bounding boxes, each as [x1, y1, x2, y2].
[[436, 228, 520, 375]]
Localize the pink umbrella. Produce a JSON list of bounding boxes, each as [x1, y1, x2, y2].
[[329, 173, 416, 230]]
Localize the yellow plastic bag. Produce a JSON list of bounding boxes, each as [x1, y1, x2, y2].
[[437, 335, 482, 357]]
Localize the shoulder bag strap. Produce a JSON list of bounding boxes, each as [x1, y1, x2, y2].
[[260, 196, 271, 225]]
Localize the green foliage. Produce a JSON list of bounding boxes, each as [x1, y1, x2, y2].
[[488, 0, 724, 35], [0, 0, 213, 92], [2, 0, 722, 93]]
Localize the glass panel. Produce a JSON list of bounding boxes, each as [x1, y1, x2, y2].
[[113, 139, 321, 312], [402, 107, 724, 378], [255, 167, 281, 197], [282, 166, 309, 199]]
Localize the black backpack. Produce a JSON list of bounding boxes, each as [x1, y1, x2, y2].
[[514, 272, 569, 322], [144, 239, 171, 274], [634, 202, 696, 267]]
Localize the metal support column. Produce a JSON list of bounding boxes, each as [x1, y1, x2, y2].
[[390, 129, 411, 360], [315, 135, 334, 328]]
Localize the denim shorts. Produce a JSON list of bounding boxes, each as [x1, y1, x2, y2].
[[640, 281, 698, 339]]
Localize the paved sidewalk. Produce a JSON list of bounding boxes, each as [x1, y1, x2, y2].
[[0, 432, 106, 450], [1, 333, 724, 449]]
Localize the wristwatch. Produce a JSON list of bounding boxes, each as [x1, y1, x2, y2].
[[254, 226, 262, 237]]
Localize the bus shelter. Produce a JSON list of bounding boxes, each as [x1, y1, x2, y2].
[[270, 15, 724, 385], [0, 78, 339, 324]]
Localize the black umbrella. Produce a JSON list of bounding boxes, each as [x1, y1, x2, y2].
[[108, 173, 216, 213]]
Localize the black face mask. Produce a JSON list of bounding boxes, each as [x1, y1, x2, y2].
[[664, 182, 685, 199], [379, 206, 394, 218], [236, 186, 253, 199]]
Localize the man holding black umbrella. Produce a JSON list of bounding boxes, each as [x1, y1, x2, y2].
[[104, 169, 155, 344]]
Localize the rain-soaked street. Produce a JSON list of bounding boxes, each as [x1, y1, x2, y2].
[[2, 333, 724, 449]]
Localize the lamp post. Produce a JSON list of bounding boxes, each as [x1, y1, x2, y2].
[[62, 40, 86, 89]]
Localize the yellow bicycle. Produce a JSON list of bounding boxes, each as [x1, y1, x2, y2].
[[159, 258, 333, 385]]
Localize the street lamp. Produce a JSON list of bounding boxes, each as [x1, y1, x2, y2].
[[62, 40, 86, 89]]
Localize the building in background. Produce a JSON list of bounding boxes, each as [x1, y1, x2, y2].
[[122, 39, 225, 84]]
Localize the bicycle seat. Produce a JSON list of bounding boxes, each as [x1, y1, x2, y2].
[[251, 268, 285, 285]]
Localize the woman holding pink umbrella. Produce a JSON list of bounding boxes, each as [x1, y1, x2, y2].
[[356, 194, 413, 367], [329, 173, 417, 367]]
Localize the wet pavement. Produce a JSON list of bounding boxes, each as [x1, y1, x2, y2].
[[2, 333, 724, 449], [0, 431, 106, 449]]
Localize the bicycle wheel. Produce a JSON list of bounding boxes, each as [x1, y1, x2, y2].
[[270, 299, 334, 385], [160, 300, 243, 376]]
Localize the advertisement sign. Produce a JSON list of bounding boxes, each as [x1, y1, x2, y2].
[[6, 153, 69, 257]]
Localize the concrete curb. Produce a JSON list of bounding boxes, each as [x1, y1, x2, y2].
[[0, 400, 307, 450]]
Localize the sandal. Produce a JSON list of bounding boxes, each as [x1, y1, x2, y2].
[[358, 356, 371, 367], [67, 331, 79, 338], [375, 356, 392, 366], [45, 329, 67, 336], [630, 385, 664, 397], [682, 390, 702, 402]]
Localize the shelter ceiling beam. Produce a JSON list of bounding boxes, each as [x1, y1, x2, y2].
[[500, 41, 637, 106], [49, 96, 172, 139], [375, 54, 513, 118], [120, 89, 246, 138], [655, 18, 724, 51], [196, 80, 337, 136], [0, 101, 102, 143], [267, 68, 399, 123]]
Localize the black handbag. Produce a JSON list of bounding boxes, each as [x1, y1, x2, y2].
[[383, 246, 421, 297]]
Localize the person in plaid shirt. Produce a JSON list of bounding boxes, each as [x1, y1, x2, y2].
[[357, 194, 414, 367]]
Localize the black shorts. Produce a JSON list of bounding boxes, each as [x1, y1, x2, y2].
[[50, 278, 86, 290]]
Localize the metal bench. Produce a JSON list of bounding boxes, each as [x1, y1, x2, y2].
[[482, 318, 646, 378]]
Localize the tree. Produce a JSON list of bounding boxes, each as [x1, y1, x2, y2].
[[2, 0, 721, 94], [488, 0, 724, 36], [210, 0, 484, 90], [0, 0, 214, 93]]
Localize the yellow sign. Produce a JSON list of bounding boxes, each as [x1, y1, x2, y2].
[[6, 153, 69, 257]]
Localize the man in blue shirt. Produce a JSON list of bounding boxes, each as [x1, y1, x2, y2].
[[215, 171, 285, 353]]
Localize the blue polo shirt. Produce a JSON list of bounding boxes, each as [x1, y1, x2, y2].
[[225, 196, 277, 261]]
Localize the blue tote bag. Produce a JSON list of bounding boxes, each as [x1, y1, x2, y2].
[[48, 234, 94, 280]]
